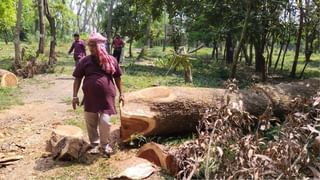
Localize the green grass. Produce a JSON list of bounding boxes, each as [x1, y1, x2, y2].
[[65, 107, 86, 131], [47, 158, 117, 179], [0, 87, 23, 110]]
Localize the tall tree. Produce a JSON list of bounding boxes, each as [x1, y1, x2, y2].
[[44, 0, 56, 65], [37, 0, 45, 55], [14, 0, 23, 67], [230, 0, 252, 78], [106, 0, 116, 52], [290, 0, 304, 78]]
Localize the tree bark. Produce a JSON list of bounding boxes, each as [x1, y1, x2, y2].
[[290, 0, 304, 78], [280, 37, 290, 71], [44, 0, 56, 65], [248, 43, 253, 66], [254, 43, 266, 81], [0, 69, 18, 87], [268, 35, 275, 69], [4, 30, 9, 45], [37, 0, 45, 55], [273, 42, 284, 72], [46, 125, 90, 161], [184, 66, 192, 83], [225, 33, 233, 64], [144, 17, 152, 48], [14, 0, 23, 67], [120, 80, 320, 141], [129, 38, 133, 58]]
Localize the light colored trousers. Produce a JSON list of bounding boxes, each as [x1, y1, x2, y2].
[[84, 112, 111, 148]]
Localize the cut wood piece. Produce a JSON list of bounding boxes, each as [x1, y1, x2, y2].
[[117, 162, 156, 179], [137, 142, 178, 175], [0, 155, 23, 163], [120, 79, 320, 141], [0, 69, 18, 87], [47, 125, 90, 161]]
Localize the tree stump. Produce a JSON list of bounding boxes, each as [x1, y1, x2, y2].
[[0, 69, 18, 87], [120, 79, 320, 141], [47, 125, 90, 161]]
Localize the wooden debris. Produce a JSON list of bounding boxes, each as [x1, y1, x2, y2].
[[46, 125, 90, 161], [0, 155, 23, 167], [137, 142, 178, 175], [0, 69, 18, 87]]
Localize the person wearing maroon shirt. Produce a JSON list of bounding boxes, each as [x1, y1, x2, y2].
[[112, 34, 125, 63], [68, 33, 86, 66], [72, 35, 124, 157]]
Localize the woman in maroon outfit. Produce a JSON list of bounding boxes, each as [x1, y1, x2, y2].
[[72, 33, 124, 156]]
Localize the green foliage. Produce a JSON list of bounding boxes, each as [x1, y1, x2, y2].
[[0, 0, 15, 37]]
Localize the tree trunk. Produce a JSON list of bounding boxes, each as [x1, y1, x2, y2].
[[76, 0, 85, 33], [184, 66, 192, 83], [0, 69, 18, 87], [230, 3, 251, 78], [37, 0, 45, 55], [240, 45, 249, 65], [14, 0, 23, 68], [46, 125, 90, 161], [136, 48, 145, 61], [4, 30, 9, 45], [290, 1, 304, 78], [144, 17, 152, 48], [248, 43, 253, 66], [106, 0, 116, 51], [163, 23, 167, 52], [120, 80, 320, 141], [280, 37, 290, 71], [225, 33, 233, 64], [268, 35, 275, 69], [254, 43, 266, 81], [273, 42, 284, 72], [44, 0, 56, 65], [137, 142, 178, 175], [129, 39, 133, 58]]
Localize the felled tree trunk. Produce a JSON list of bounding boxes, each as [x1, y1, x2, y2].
[[0, 69, 18, 87], [120, 79, 320, 141], [46, 125, 90, 161]]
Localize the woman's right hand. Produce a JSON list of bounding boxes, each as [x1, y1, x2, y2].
[[72, 97, 79, 110]]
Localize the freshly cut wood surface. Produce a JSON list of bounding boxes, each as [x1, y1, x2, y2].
[[47, 125, 89, 161], [0, 69, 18, 87]]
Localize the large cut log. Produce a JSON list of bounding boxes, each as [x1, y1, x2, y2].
[[0, 69, 18, 87], [46, 125, 90, 161], [137, 142, 178, 175], [120, 79, 320, 141]]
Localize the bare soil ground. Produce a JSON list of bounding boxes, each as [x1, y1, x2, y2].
[[0, 74, 162, 179]]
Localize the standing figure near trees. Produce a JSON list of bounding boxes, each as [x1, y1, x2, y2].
[[112, 34, 125, 63], [68, 33, 86, 66], [72, 32, 124, 157]]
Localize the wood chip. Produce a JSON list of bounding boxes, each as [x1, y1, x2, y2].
[[0, 155, 24, 164]]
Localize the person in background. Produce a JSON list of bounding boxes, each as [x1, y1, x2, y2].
[[112, 34, 125, 63], [72, 32, 124, 157], [68, 33, 86, 66]]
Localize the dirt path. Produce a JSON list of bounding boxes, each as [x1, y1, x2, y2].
[[0, 74, 155, 179]]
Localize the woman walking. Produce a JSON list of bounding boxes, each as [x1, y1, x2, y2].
[[72, 32, 124, 157]]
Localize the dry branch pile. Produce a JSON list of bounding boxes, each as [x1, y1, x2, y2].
[[171, 88, 320, 179]]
